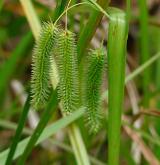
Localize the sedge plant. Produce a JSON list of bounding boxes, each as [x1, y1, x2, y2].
[[2, 0, 160, 165], [15, 1, 110, 164], [3, 1, 131, 165], [11, 0, 90, 165], [2, 49, 160, 165]]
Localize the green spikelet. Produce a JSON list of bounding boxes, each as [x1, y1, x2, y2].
[[85, 47, 105, 134], [56, 30, 79, 115], [31, 22, 57, 109]]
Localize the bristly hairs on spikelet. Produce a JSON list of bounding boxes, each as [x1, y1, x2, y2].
[[31, 22, 58, 109], [84, 47, 105, 134], [55, 30, 79, 115]]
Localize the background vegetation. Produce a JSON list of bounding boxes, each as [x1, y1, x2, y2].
[[0, 0, 160, 165]]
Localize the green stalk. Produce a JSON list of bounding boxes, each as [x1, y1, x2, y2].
[[152, 21, 160, 159], [155, 35, 160, 160], [19, 0, 90, 164], [77, 0, 110, 61], [53, 0, 69, 21], [17, 90, 58, 164], [68, 124, 90, 165], [107, 8, 128, 165], [138, 0, 150, 107], [5, 96, 30, 165]]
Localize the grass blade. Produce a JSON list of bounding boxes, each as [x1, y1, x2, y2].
[[125, 52, 160, 83], [19, 0, 41, 40], [77, 0, 110, 61], [17, 90, 58, 164], [5, 96, 30, 165], [0, 107, 85, 165], [53, 0, 69, 21], [101, 51, 160, 101]]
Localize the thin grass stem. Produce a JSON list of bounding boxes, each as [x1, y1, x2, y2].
[[5, 96, 30, 165], [77, 0, 110, 61]]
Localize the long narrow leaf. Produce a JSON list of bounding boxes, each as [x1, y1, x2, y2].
[[5, 96, 30, 165], [0, 107, 85, 165], [17, 90, 58, 164]]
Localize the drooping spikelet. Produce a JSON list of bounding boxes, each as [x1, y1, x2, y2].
[[85, 47, 105, 134], [56, 30, 79, 115], [31, 22, 57, 109]]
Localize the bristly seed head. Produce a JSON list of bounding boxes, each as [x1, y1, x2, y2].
[[55, 30, 80, 115], [84, 47, 105, 134], [31, 22, 58, 109]]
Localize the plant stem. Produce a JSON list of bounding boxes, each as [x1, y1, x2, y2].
[[107, 8, 128, 165], [17, 90, 58, 164], [5, 96, 30, 165], [53, 0, 69, 21], [138, 0, 150, 107], [77, 0, 110, 61]]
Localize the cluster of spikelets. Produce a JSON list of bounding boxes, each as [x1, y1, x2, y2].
[[84, 48, 105, 133], [55, 30, 79, 115], [31, 23, 57, 109], [31, 22, 106, 134]]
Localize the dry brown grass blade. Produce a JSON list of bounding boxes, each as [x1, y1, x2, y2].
[[126, 65, 142, 164], [124, 125, 160, 165], [140, 109, 160, 117]]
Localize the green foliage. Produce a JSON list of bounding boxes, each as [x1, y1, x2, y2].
[[3, 0, 160, 165], [31, 22, 57, 109], [0, 32, 32, 95], [77, 0, 110, 61], [56, 30, 79, 115], [5, 96, 30, 165], [84, 47, 105, 134], [0, 106, 85, 165], [17, 90, 58, 165]]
